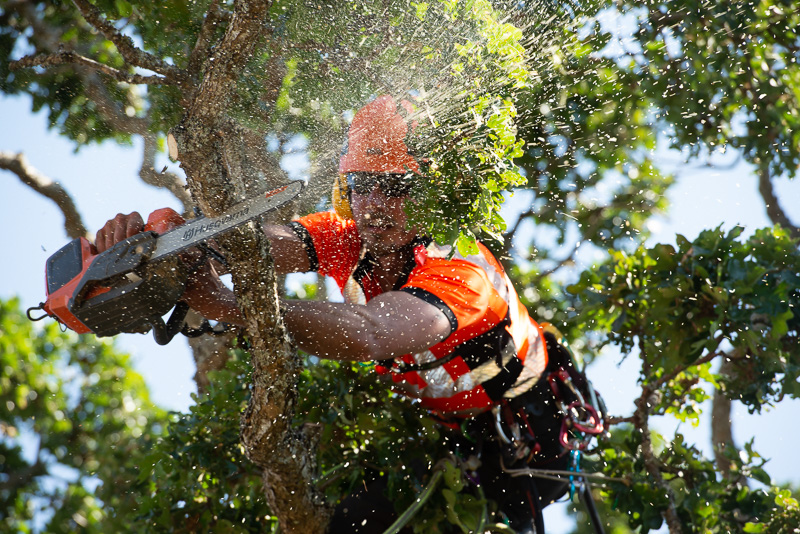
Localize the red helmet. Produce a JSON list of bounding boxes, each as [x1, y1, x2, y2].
[[339, 95, 420, 174], [334, 96, 419, 219]]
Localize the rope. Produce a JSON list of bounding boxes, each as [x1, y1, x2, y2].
[[500, 461, 628, 486]]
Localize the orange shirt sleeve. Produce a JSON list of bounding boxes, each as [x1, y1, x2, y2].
[[290, 211, 361, 290]]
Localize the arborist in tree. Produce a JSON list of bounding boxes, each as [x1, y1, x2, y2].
[[96, 95, 606, 534]]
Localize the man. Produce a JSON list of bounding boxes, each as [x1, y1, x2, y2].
[[97, 95, 595, 532]]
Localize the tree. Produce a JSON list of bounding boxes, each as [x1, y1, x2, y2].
[[504, 2, 800, 531], [0, 296, 169, 533], [2, 0, 799, 533], [2, 1, 558, 531]]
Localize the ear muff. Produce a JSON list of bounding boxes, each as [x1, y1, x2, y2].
[[332, 173, 353, 220]]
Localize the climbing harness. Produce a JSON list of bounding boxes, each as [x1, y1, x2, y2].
[[487, 329, 608, 534]]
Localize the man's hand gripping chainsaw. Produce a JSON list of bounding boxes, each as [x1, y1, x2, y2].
[[27, 181, 304, 345]]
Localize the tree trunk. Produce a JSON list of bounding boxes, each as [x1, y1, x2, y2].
[[711, 358, 747, 486], [167, 1, 330, 531]]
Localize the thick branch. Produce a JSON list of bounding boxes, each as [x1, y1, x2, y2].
[[187, 0, 232, 78], [11, 50, 169, 86], [71, 0, 192, 88], [757, 168, 800, 240], [168, 1, 330, 531], [711, 356, 748, 485], [184, 0, 270, 125], [1, 152, 88, 239], [139, 135, 193, 213], [633, 388, 684, 534], [222, 225, 331, 533], [634, 342, 684, 534]]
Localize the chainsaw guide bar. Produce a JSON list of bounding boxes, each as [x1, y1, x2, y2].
[[30, 180, 305, 344], [151, 180, 304, 261]]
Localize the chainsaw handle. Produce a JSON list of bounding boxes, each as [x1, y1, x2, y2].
[[148, 301, 190, 345], [71, 232, 158, 308]]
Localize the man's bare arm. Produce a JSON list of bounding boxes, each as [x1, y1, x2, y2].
[[182, 280, 453, 361], [262, 223, 311, 274], [282, 291, 453, 361]]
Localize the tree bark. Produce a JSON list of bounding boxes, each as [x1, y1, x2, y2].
[[634, 392, 684, 534], [168, 1, 330, 531], [711, 357, 748, 486], [757, 167, 800, 240]]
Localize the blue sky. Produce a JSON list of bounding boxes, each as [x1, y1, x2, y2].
[[2, 90, 798, 529]]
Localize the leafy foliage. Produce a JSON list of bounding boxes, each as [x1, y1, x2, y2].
[[4, 0, 800, 532], [596, 426, 800, 533], [132, 351, 273, 534], [620, 0, 800, 179], [571, 225, 800, 411], [570, 225, 800, 531], [297, 359, 493, 533], [0, 297, 167, 533]]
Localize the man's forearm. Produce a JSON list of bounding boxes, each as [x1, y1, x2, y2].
[[281, 292, 452, 362], [184, 278, 379, 359], [281, 299, 385, 361], [182, 264, 244, 325]]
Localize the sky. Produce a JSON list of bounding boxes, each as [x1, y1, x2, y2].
[[2, 90, 799, 531]]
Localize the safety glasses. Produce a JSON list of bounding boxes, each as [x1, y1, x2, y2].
[[346, 172, 413, 198]]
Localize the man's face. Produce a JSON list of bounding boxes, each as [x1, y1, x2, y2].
[[347, 172, 417, 255]]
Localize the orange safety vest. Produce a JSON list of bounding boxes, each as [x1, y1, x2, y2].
[[290, 211, 548, 418]]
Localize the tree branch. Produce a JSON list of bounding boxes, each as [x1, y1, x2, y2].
[[634, 342, 684, 534], [70, 0, 192, 89], [168, 1, 331, 531], [757, 167, 800, 240], [11, 50, 169, 86], [139, 135, 193, 214], [651, 348, 721, 391], [711, 354, 750, 486], [1, 152, 88, 239], [711, 360, 736, 478], [605, 414, 636, 425], [187, 0, 231, 79], [633, 388, 684, 534], [184, 0, 271, 125]]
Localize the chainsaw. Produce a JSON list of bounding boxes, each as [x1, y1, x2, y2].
[[27, 180, 304, 345]]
